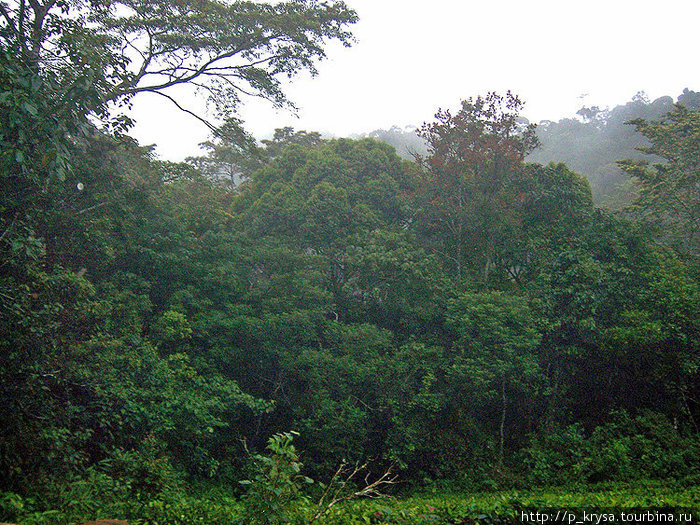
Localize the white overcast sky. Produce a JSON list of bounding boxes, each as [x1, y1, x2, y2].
[[126, 0, 700, 161]]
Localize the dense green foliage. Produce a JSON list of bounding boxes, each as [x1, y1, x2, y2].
[[1, 2, 699, 523], [618, 104, 700, 258]]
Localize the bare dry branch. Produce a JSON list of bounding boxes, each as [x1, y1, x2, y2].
[[148, 90, 218, 133], [308, 462, 397, 524]]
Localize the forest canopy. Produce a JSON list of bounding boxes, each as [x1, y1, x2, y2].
[[0, 2, 698, 524]]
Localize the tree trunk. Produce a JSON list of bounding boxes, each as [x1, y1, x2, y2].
[[483, 234, 495, 286], [498, 376, 506, 470]]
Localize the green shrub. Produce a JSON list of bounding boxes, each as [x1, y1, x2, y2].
[[525, 411, 700, 485], [238, 432, 313, 525], [582, 411, 699, 482], [524, 424, 587, 485]]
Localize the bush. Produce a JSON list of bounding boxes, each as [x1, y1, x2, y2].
[[582, 411, 699, 482], [525, 411, 700, 485], [524, 424, 587, 485], [238, 432, 313, 525]]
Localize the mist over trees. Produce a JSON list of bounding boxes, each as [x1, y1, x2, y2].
[[362, 89, 700, 209], [531, 89, 700, 209], [355, 126, 429, 159]]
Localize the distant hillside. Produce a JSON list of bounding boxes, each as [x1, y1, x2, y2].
[[530, 89, 700, 208], [352, 125, 428, 160], [362, 89, 700, 208]]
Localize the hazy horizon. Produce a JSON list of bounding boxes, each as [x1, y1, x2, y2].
[[125, 0, 700, 161]]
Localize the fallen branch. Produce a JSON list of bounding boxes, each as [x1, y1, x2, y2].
[[308, 461, 397, 524]]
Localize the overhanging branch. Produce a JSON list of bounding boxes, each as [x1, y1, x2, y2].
[[149, 89, 218, 133]]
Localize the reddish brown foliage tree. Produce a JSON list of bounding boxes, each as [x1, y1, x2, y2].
[[416, 92, 538, 284]]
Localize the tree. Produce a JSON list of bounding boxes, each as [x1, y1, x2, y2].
[[416, 92, 539, 285], [506, 162, 594, 283], [232, 138, 413, 319], [618, 104, 700, 257], [0, 0, 358, 133], [261, 127, 326, 158], [447, 291, 541, 469], [188, 127, 326, 189], [188, 120, 262, 189], [527, 208, 699, 431]]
